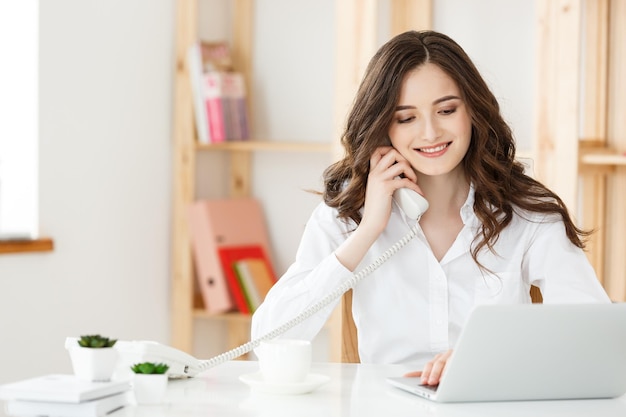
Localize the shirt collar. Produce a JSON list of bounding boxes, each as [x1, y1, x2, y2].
[[460, 183, 477, 226]]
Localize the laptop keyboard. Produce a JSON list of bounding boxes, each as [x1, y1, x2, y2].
[[420, 384, 439, 393]]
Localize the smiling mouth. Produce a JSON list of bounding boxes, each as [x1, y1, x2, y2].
[[416, 142, 452, 154]]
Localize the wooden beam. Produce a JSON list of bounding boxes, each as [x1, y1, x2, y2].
[[582, 0, 609, 140], [605, 0, 626, 301], [390, 0, 432, 35], [229, 151, 252, 197], [170, 0, 198, 353], [533, 0, 582, 213], [580, 0, 609, 284], [229, 0, 254, 199]]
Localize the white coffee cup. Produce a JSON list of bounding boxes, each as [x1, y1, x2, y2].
[[258, 339, 311, 384]]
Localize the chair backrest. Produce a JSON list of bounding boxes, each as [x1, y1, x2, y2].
[[340, 286, 543, 363]]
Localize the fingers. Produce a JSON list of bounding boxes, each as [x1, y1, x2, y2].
[[421, 350, 453, 386], [403, 371, 423, 378], [369, 147, 417, 183]]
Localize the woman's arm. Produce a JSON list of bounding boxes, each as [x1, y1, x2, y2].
[[250, 203, 355, 342], [523, 218, 610, 303]]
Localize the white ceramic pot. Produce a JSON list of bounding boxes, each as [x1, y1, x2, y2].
[[133, 374, 168, 405], [69, 347, 118, 381]]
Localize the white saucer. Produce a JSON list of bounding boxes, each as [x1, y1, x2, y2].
[[239, 372, 330, 395]]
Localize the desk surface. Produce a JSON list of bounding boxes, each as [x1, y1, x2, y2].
[[3, 361, 626, 417]]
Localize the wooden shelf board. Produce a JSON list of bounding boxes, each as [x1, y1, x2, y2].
[[0, 238, 54, 254], [193, 310, 252, 323], [581, 153, 626, 166], [196, 140, 332, 153]]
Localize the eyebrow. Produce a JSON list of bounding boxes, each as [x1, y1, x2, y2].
[[395, 95, 461, 111]]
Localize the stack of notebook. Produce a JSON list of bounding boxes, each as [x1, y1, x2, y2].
[[0, 374, 131, 417]]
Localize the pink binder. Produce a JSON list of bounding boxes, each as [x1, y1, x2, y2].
[[187, 198, 274, 314]]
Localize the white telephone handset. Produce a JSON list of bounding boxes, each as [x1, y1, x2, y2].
[[393, 187, 429, 220], [82, 188, 429, 378]]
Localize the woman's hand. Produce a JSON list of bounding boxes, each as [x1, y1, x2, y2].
[[404, 349, 453, 386], [335, 146, 423, 272], [362, 146, 422, 234]]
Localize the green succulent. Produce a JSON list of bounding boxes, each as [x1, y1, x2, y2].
[[77, 334, 117, 348], [130, 362, 170, 375]]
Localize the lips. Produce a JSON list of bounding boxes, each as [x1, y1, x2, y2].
[[416, 142, 452, 155]]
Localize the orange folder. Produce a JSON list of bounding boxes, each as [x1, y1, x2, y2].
[[188, 198, 274, 314]]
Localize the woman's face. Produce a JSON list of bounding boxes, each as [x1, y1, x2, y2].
[[388, 63, 472, 178]]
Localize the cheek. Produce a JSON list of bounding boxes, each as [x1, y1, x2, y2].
[[388, 125, 412, 148], [457, 118, 473, 148]]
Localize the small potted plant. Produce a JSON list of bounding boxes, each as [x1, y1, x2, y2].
[[68, 334, 119, 381], [130, 362, 169, 405]]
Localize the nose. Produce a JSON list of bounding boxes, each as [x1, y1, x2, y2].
[[421, 115, 441, 142]]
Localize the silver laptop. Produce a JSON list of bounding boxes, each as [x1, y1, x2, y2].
[[387, 303, 626, 403]]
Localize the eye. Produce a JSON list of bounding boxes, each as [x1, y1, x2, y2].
[[439, 107, 457, 115], [396, 115, 415, 124], [396, 112, 415, 124]]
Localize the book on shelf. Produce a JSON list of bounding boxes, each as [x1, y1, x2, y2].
[[233, 256, 276, 312], [218, 245, 277, 314], [187, 40, 250, 144], [0, 374, 130, 404], [4, 391, 129, 417], [187, 40, 233, 144], [203, 71, 227, 143], [222, 71, 249, 141], [202, 71, 251, 142], [236, 258, 276, 303], [187, 43, 211, 144], [188, 198, 275, 314]]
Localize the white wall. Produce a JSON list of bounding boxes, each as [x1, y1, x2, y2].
[[0, 0, 173, 384], [433, 0, 535, 151], [0, 0, 535, 382]]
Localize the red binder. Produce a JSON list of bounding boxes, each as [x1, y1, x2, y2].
[[187, 198, 274, 314], [217, 245, 277, 314]]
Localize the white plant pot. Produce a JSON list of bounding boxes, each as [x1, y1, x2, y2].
[[69, 347, 118, 382], [133, 374, 168, 405]]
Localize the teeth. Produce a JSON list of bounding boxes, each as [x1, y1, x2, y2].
[[419, 143, 448, 153]]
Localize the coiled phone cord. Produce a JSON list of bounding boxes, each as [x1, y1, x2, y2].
[[197, 222, 421, 372]]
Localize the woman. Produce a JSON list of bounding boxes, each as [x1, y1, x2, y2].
[[251, 30, 609, 385]]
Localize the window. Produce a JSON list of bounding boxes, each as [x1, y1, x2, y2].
[[0, 0, 39, 240]]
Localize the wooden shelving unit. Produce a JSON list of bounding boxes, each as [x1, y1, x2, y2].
[[170, 0, 339, 357], [534, 0, 626, 301]]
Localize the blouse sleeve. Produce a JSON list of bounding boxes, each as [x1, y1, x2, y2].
[[524, 217, 611, 303], [251, 203, 355, 342]]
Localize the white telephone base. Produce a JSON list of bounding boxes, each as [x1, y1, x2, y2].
[[65, 337, 201, 379]]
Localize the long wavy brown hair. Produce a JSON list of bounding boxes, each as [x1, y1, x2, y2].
[[323, 30, 589, 264]]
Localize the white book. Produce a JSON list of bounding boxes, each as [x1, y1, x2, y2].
[[0, 374, 130, 404], [5, 391, 129, 417], [187, 42, 212, 144]]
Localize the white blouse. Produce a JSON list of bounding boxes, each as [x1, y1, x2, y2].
[[251, 187, 610, 368]]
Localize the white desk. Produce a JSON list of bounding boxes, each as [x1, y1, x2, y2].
[[4, 361, 626, 417]]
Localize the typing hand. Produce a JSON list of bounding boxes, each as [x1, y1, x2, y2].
[[404, 349, 453, 386]]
